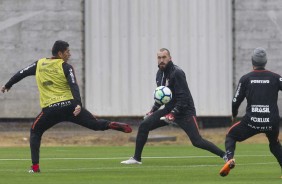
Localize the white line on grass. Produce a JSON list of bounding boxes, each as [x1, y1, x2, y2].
[[0, 162, 277, 173], [0, 154, 272, 161]]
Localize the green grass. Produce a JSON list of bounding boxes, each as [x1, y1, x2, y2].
[[0, 144, 281, 184]]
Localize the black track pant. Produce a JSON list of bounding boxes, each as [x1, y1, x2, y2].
[[133, 109, 225, 161], [30, 100, 110, 165], [225, 121, 282, 167]]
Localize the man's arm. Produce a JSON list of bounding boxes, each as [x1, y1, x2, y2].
[[170, 69, 189, 115], [1, 61, 37, 93], [62, 63, 82, 107], [278, 75, 282, 91], [160, 69, 189, 123], [232, 77, 246, 118]]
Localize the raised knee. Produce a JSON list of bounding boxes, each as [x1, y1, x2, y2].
[[30, 131, 43, 141], [191, 139, 203, 148], [138, 123, 150, 132]]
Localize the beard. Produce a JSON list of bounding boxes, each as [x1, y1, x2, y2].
[[158, 63, 166, 70]]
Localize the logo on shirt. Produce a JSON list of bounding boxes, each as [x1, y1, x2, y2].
[[247, 124, 272, 131], [42, 80, 53, 86], [69, 68, 75, 83], [233, 83, 241, 102], [20, 63, 36, 74], [250, 117, 269, 123], [250, 80, 269, 84], [251, 105, 270, 113], [49, 100, 72, 108]]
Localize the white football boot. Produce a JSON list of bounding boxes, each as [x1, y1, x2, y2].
[[121, 157, 142, 164]]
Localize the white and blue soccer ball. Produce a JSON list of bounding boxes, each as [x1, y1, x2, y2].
[[154, 86, 172, 105]]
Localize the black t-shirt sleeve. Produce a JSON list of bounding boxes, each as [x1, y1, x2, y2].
[[151, 102, 162, 112], [5, 61, 37, 89], [278, 75, 282, 91], [232, 76, 246, 117], [171, 69, 190, 115], [62, 63, 82, 106]]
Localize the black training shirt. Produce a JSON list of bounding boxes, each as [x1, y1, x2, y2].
[[232, 69, 282, 127], [155, 61, 196, 117], [4, 60, 82, 107]]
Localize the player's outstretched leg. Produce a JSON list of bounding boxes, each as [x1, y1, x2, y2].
[[109, 122, 132, 133], [219, 159, 235, 177]]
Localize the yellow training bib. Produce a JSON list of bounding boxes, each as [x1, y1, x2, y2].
[[36, 58, 74, 108]]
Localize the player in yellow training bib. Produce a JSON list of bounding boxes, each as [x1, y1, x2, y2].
[[1, 40, 132, 173]]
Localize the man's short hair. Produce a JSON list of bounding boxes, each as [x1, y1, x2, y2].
[[160, 48, 171, 57], [52, 40, 69, 56]]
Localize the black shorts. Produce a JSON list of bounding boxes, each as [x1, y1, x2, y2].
[[227, 121, 279, 143], [31, 100, 109, 133]]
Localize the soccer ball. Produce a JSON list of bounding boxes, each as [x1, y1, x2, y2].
[[154, 86, 172, 105]]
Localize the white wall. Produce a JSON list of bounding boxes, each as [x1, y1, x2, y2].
[[0, 0, 84, 118], [234, 0, 282, 117], [85, 0, 233, 116]]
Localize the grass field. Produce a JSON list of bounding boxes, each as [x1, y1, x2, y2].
[[0, 144, 281, 184]]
